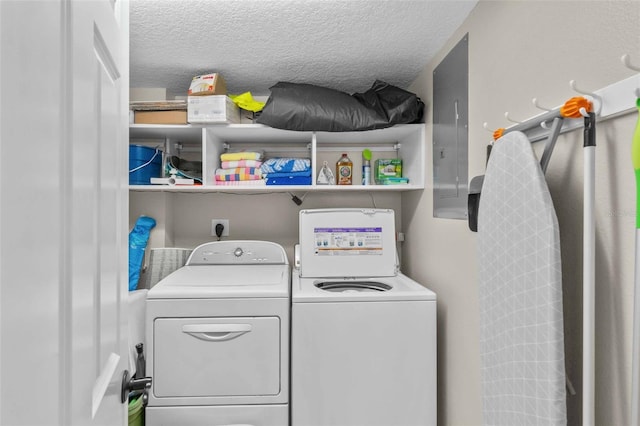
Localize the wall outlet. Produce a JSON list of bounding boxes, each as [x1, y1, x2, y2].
[[211, 219, 230, 237]]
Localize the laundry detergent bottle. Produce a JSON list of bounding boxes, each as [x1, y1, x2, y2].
[[336, 153, 353, 185]]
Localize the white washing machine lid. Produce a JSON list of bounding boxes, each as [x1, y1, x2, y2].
[[147, 241, 290, 299], [292, 272, 436, 302], [298, 208, 398, 278]]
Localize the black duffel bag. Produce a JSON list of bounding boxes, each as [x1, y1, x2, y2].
[[257, 80, 424, 132]]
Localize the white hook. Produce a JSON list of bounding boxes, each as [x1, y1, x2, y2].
[[504, 111, 522, 124], [533, 98, 553, 128], [482, 122, 499, 143], [569, 79, 602, 116], [622, 54, 640, 72], [569, 79, 596, 97], [532, 97, 552, 112]]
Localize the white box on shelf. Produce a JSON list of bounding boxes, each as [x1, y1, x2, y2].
[[188, 95, 240, 124]]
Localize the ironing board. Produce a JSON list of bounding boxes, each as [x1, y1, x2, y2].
[[477, 131, 566, 425]]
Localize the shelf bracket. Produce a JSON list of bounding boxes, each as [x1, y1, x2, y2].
[[173, 142, 183, 156]]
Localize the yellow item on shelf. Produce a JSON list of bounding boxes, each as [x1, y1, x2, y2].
[[229, 92, 266, 112], [220, 151, 263, 161]]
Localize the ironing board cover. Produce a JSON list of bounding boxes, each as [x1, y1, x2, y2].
[[477, 131, 566, 425]]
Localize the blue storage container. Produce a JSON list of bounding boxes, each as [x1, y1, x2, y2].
[[129, 145, 162, 185]]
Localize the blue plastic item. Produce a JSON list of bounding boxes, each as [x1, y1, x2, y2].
[[128, 216, 156, 291], [129, 145, 162, 185]]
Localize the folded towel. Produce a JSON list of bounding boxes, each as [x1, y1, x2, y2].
[[215, 167, 263, 181], [264, 170, 312, 178], [260, 157, 311, 174], [266, 175, 312, 186], [214, 180, 266, 186], [220, 151, 263, 161], [221, 160, 262, 169]]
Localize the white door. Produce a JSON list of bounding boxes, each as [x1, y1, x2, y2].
[[0, 1, 130, 425]]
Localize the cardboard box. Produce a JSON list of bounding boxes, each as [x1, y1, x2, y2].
[[238, 95, 269, 124], [134, 110, 187, 124], [188, 73, 227, 96], [188, 95, 240, 124], [374, 158, 403, 184], [239, 109, 259, 124]]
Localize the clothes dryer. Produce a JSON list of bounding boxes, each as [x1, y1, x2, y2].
[[292, 209, 437, 426], [146, 240, 290, 426]]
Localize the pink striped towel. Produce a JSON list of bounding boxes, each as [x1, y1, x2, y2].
[[221, 160, 262, 169], [214, 180, 266, 186], [215, 167, 263, 181]]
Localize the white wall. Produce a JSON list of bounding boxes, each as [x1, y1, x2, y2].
[[403, 1, 640, 424], [130, 191, 403, 263]]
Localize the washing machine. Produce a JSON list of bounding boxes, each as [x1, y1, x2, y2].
[[292, 208, 437, 426], [145, 240, 290, 426]]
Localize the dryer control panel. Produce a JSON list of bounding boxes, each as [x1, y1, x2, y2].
[[186, 241, 288, 265]]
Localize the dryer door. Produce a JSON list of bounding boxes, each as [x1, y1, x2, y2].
[[153, 317, 281, 398]]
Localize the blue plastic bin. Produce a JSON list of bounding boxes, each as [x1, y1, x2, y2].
[[129, 145, 162, 185]]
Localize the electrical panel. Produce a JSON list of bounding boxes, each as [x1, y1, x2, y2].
[[433, 34, 469, 219]]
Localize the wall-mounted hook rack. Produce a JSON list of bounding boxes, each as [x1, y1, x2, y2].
[[481, 60, 639, 145]]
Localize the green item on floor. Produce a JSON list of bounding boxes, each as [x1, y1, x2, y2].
[[128, 394, 144, 426]]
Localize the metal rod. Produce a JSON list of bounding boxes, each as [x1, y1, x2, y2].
[[539, 117, 564, 174], [316, 146, 398, 152], [583, 113, 596, 426], [632, 230, 640, 426]]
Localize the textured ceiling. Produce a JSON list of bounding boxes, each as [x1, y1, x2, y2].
[[130, 0, 478, 98]]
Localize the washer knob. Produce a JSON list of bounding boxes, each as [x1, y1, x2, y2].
[[234, 247, 244, 257]]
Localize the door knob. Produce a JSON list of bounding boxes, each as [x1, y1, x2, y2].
[[121, 370, 152, 403]]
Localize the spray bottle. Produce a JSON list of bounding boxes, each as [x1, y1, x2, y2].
[[362, 149, 372, 185]]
